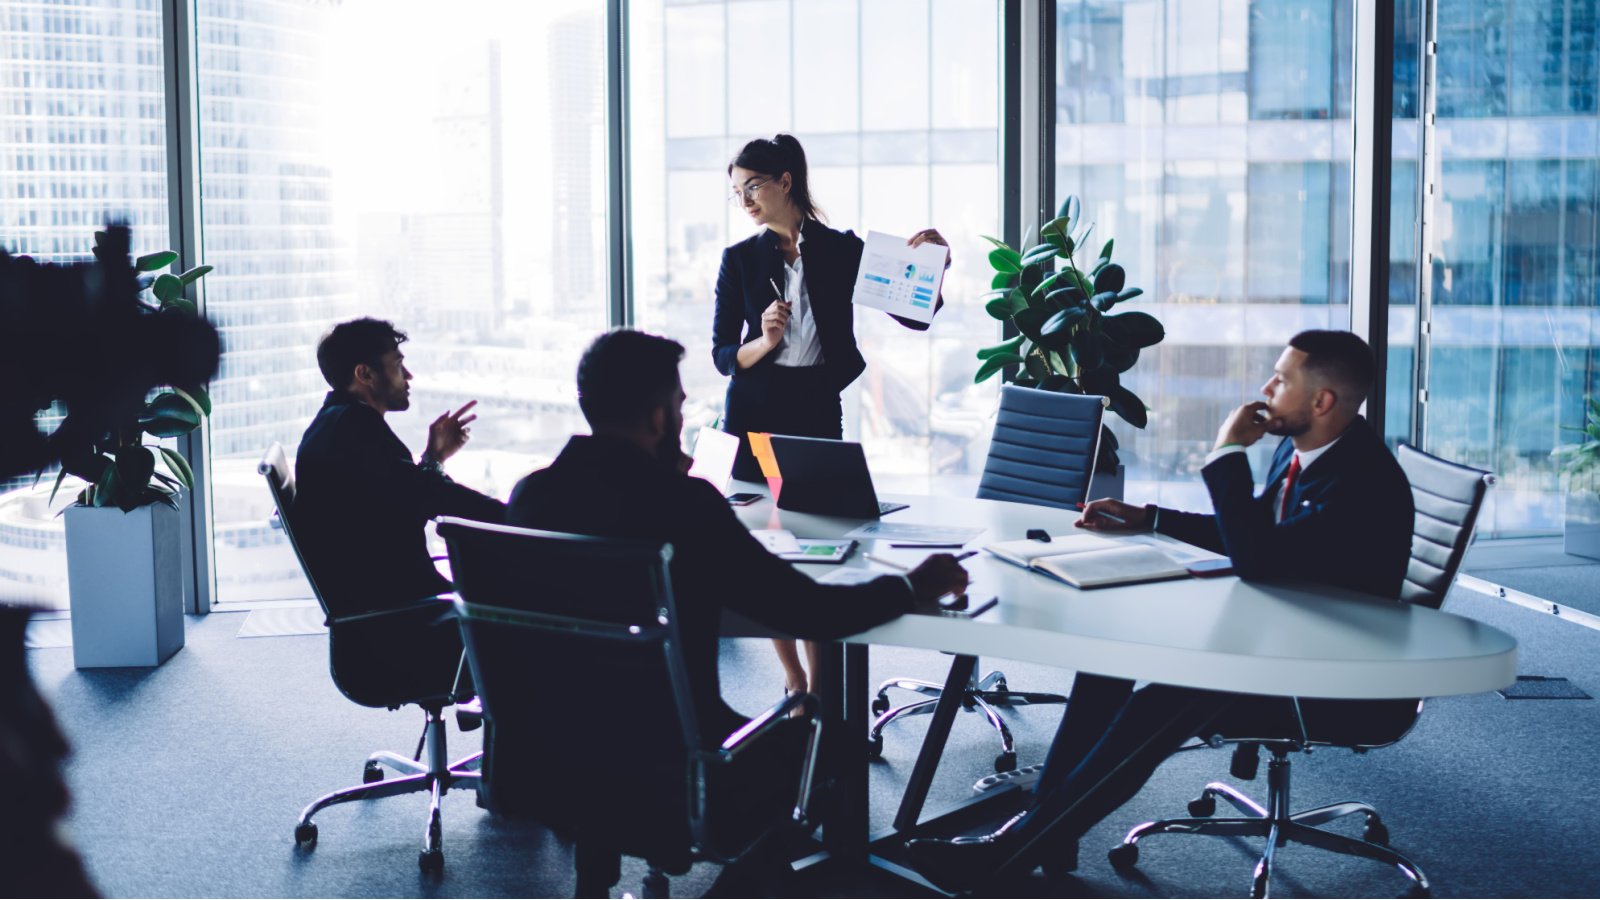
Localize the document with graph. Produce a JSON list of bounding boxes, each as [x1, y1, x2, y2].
[[850, 230, 947, 324]]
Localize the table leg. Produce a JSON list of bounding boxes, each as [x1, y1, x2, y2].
[[893, 653, 979, 832], [818, 641, 870, 860]]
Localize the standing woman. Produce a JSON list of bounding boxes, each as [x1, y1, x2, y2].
[[712, 133, 950, 697]]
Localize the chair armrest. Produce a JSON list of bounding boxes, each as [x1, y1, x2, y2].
[[715, 691, 818, 760], [327, 594, 459, 628]]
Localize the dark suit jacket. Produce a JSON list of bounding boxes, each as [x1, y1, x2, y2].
[[507, 434, 913, 742], [712, 219, 937, 395], [1156, 416, 1414, 601], [294, 390, 506, 618]]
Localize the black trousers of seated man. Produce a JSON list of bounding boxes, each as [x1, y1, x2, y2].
[[1021, 676, 1298, 852]]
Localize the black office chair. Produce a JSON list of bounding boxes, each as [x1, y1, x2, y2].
[[1107, 443, 1494, 898], [870, 386, 1107, 772], [258, 443, 481, 872], [437, 516, 824, 899]]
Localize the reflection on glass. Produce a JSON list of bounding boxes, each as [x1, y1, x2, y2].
[[197, 0, 608, 602], [0, 0, 172, 610], [629, 0, 1000, 494], [1055, 0, 1352, 513]]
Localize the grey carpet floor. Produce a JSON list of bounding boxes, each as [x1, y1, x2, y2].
[[25, 585, 1600, 898]]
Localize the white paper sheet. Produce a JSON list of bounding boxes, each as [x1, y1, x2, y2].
[[850, 230, 948, 324], [819, 567, 891, 586], [843, 521, 985, 544], [751, 528, 804, 555]]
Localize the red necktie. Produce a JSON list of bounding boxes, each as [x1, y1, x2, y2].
[[1278, 454, 1302, 522]]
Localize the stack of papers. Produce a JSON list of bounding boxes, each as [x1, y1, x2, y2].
[[752, 529, 856, 565], [984, 535, 1189, 589]]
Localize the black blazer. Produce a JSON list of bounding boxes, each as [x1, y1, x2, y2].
[[712, 219, 934, 395], [508, 435, 913, 742], [294, 390, 506, 617], [1157, 416, 1414, 601]]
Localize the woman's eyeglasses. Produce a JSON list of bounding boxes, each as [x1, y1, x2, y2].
[[728, 178, 771, 206]]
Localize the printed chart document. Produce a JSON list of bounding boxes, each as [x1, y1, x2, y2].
[[851, 230, 948, 325], [984, 535, 1189, 589]]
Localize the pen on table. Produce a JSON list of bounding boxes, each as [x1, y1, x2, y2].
[[863, 553, 909, 571], [889, 542, 965, 549], [1076, 502, 1127, 525], [961, 596, 1000, 618]]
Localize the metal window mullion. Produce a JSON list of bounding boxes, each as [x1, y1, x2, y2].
[[1413, 0, 1438, 449], [608, 0, 633, 328], [162, 0, 215, 614], [1350, 0, 1396, 431]]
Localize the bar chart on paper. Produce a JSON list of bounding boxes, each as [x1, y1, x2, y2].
[[851, 230, 947, 324]]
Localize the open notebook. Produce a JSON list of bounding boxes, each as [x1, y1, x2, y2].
[[984, 534, 1190, 589]]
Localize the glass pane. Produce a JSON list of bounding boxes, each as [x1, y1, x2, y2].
[[196, 0, 609, 603], [1055, 0, 1353, 513], [630, 0, 1001, 495], [0, 0, 171, 611], [1422, 0, 1599, 536]]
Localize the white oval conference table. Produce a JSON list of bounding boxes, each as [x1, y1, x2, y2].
[[729, 484, 1518, 867]]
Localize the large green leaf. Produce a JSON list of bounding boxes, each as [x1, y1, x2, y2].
[[1093, 263, 1126, 294], [91, 465, 118, 508], [976, 335, 1026, 360], [1102, 344, 1141, 374], [988, 247, 1023, 274], [1024, 351, 1050, 382], [135, 250, 178, 272], [974, 352, 1026, 384], [991, 272, 1016, 290], [1069, 267, 1094, 297], [1020, 243, 1061, 267], [1032, 270, 1068, 297], [1099, 238, 1114, 261], [1116, 287, 1145, 303], [1102, 311, 1165, 348], [1070, 329, 1104, 371], [159, 447, 195, 490], [1013, 305, 1053, 342], [114, 445, 156, 495], [179, 264, 213, 284], [139, 392, 203, 437], [49, 468, 70, 506], [1058, 195, 1080, 223], [984, 296, 1014, 320], [979, 235, 1012, 252], [1040, 306, 1089, 339], [1091, 290, 1120, 312], [174, 385, 211, 417], [1107, 385, 1149, 429], [162, 298, 199, 317], [1040, 374, 1079, 392], [1078, 369, 1120, 396], [152, 273, 185, 304]]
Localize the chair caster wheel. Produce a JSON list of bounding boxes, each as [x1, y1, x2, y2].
[[993, 679, 1008, 694], [1364, 821, 1390, 846], [418, 849, 443, 872], [994, 751, 1017, 773], [294, 822, 317, 846], [871, 694, 890, 716], [363, 761, 384, 784], [1251, 869, 1270, 899], [1108, 842, 1138, 871], [867, 733, 884, 760], [1187, 794, 1216, 817]]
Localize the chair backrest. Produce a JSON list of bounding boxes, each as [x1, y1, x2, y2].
[[1397, 443, 1495, 609], [436, 516, 703, 860], [256, 442, 330, 613], [977, 384, 1106, 510]]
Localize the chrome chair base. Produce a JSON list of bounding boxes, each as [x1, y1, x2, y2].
[[1109, 755, 1430, 898], [869, 667, 1067, 772], [294, 705, 482, 871]]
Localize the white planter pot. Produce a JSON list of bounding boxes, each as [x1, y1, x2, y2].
[[1566, 491, 1600, 562], [1089, 463, 1126, 503], [65, 503, 185, 668]]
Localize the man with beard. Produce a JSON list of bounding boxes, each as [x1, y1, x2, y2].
[[294, 318, 505, 693], [907, 330, 1416, 893]]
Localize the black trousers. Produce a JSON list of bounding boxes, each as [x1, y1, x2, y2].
[[723, 364, 842, 481]]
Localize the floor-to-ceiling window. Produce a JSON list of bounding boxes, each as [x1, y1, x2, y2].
[[194, 0, 609, 602], [1054, 0, 1354, 511], [628, 0, 1002, 490], [1416, 0, 1598, 536], [0, 0, 171, 610]]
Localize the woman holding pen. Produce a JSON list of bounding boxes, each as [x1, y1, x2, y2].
[[711, 133, 951, 698]]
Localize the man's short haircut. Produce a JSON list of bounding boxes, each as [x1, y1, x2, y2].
[[577, 329, 686, 428], [1288, 329, 1374, 407], [316, 318, 407, 390]]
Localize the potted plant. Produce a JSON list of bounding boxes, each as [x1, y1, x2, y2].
[[974, 196, 1165, 499], [57, 229, 214, 668], [1556, 395, 1600, 561]]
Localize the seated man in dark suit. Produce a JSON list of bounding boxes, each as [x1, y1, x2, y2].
[[908, 330, 1415, 892], [294, 318, 506, 692], [508, 328, 970, 743]]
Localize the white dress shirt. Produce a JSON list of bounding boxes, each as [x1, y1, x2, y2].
[[773, 230, 824, 368]]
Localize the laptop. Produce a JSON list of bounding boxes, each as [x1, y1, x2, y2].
[[688, 426, 740, 494], [767, 435, 909, 518]]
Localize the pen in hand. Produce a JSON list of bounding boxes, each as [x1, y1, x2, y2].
[[768, 277, 785, 303], [1076, 502, 1127, 525]]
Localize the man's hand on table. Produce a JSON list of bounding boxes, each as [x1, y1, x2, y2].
[[1076, 498, 1153, 532], [907, 555, 971, 611]]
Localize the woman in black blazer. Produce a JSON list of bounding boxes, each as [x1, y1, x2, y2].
[[713, 133, 949, 481], [712, 134, 948, 696]]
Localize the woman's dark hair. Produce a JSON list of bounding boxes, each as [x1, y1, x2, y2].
[[317, 317, 407, 390], [728, 133, 824, 223]]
